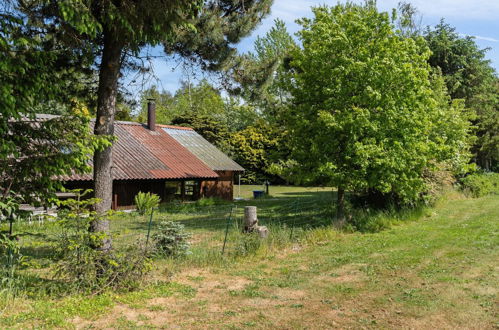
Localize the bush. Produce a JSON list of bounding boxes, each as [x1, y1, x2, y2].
[[0, 233, 25, 297], [347, 211, 392, 233], [233, 232, 263, 256], [195, 197, 225, 207], [135, 191, 160, 215], [54, 190, 151, 293], [460, 172, 499, 197], [153, 221, 191, 257], [346, 206, 428, 233]]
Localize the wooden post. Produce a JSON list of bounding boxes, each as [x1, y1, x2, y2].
[[181, 181, 186, 201], [112, 194, 118, 210], [243, 206, 268, 238], [243, 206, 258, 232]]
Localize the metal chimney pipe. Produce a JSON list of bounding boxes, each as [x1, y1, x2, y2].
[[147, 99, 156, 131]]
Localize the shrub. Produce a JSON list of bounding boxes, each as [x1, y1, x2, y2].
[[0, 233, 25, 297], [347, 211, 392, 233], [135, 191, 160, 215], [460, 172, 499, 197], [347, 205, 427, 233], [233, 232, 263, 256], [195, 197, 225, 207], [54, 190, 151, 293], [153, 221, 191, 257]]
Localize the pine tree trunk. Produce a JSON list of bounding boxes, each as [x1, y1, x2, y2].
[[91, 30, 124, 252], [336, 186, 346, 226]]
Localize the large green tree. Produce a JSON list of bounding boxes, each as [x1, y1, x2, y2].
[[423, 21, 498, 170], [19, 0, 273, 250], [233, 19, 296, 123], [225, 19, 296, 183], [230, 119, 288, 183], [285, 3, 471, 222], [138, 80, 226, 124], [0, 4, 101, 215]]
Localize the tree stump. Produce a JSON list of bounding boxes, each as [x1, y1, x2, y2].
[[255, 225, 269, 238], [243, 206, 258, 232], [243, 206, 269, 238]]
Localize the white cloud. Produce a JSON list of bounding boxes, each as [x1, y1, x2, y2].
[[460, 33, 499, 42], [472, 35, 499, 43]]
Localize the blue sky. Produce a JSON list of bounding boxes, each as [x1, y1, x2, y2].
[[125, 0, 499, 97]]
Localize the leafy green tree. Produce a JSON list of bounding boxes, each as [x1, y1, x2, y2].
[[18, 0, 273, 250], [424, 21, 494, 101], [285, 3, 472, 222], [394, 1, 422, 38], [223, 98, 260, 132], [230, 120, 288, 183], [0, 114, 108, 210], [137, 86, 175, 124], [170, 80, 261, 135], [233, 19, 296, 123], [171, 113, 230, 152], [423, 21, 498, 170], [0, 6, 102, 214], [172, 80, 227, 120], [471, 78, 499, 171]]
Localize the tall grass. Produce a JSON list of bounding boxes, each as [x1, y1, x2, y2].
[[0, 188, 449, 302]]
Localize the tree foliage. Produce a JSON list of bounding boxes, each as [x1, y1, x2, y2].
[[0, 5, 103, 209], [283, 3, 472, 218], [423, 20, 498, 170], [0, 114, 108, 207], [224, 19, 296, 183], [230, 120, 288, 183], [138, 80, 226, 124], [164, 0, 273, 71], [233, 19, 295, 112], [12, 0, 273, 251]]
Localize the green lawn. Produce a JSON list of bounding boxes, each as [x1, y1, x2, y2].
[[233, 184, 334, 199], [1, 189, 498, 329]]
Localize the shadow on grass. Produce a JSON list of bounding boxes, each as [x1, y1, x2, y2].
[[278, 190, 335, 198], [19, 244, 58, 264]]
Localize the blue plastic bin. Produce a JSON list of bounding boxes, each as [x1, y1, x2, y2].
[[253, 190, 265, 198]]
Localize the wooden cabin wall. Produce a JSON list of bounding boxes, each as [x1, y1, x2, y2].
[[201, 171, 235, 201]]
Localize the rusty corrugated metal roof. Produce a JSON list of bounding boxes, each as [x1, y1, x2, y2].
[[163, 128, 244, 172], [63, 121, 218, 181], [122, 124, 218, 179]]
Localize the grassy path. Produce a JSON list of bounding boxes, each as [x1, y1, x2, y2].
[[1, 193, 498, 329]]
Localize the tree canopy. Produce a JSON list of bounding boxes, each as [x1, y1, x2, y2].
[[283, 3, 472, 219], [0, 5, 102, 213], [423, 21, 498, 170]]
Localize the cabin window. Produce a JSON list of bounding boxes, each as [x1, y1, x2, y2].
[[184, 181, 199, 196], [165, 181, 180, 195]]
